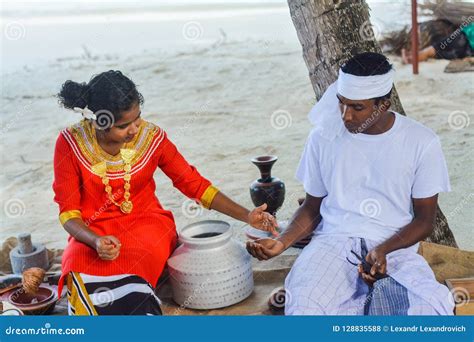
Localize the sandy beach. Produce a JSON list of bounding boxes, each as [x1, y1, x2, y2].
[[1, 1, 472, 252]]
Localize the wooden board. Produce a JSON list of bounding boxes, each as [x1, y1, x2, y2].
[[445, 277, 474, 315], [444, 58, 474, 73]]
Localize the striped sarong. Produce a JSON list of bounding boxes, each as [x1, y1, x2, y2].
[[364, 277, 410, 315], [66, 272, 162, 315], [284, 235, 454, 315]]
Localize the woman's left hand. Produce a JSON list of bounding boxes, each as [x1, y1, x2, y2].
[[248, 203, 279, 236]]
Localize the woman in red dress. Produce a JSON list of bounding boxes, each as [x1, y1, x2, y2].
[[53, 70, 277, 315]]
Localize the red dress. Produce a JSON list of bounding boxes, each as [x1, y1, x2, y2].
[[53, 119, 219, 296]]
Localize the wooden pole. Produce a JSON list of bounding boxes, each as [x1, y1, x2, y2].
[[411, 0, 419, 74]]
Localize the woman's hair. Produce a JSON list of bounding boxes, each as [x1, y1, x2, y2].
[[57, 70, 144, 123]]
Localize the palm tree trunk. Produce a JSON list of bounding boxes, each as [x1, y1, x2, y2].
[[287, 0, 457, 247]]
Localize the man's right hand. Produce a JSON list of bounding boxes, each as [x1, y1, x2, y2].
[[95, 235, 121, 261], [246, 238, 285, 260]]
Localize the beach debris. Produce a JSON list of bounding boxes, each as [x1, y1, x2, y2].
[[0, 275, 22, 295], [445, 57, 474, 73], [419, 1, 474, 27]]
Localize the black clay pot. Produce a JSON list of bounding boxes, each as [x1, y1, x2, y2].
[[249, 155, 285, 217]]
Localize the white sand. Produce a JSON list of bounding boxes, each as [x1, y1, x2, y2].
[[1, 3, 472, 253]]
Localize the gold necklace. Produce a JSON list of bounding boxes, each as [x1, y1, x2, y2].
[[91, 148, 136, 214]]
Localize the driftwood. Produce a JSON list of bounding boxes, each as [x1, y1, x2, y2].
[[419, 1, 474, 26], [381, 19, 457, 55], [444, 57, 474, 73], [381, 1, 473, 55], [287, 0, 458, 247]]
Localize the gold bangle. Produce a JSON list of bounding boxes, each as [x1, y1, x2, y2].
[[200, 185, 220, 209], [59, 210, 82, 225]]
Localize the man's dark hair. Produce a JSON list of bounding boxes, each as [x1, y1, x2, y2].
[[341, 52, 393, 103]]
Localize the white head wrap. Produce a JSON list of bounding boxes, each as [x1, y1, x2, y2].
[[308, 68, 394, 140]]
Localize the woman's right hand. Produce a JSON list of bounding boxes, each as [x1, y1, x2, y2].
[[246, 238, 285, 261], [95, 235, 121, 261]]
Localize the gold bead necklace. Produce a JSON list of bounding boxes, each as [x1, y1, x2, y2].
[[91, 148, 136, 214]]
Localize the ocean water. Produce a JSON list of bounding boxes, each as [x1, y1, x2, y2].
[[1, 0, 414, 73]]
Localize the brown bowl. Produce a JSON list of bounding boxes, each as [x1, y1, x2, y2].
[[7, 285, 57, 315], [8, 286, 54, 306]]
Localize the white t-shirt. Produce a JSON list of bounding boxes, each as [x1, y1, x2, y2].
[[296, 111, 451, 243]]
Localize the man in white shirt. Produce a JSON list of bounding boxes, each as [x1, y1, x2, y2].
[[247, 52, 454, 315]]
